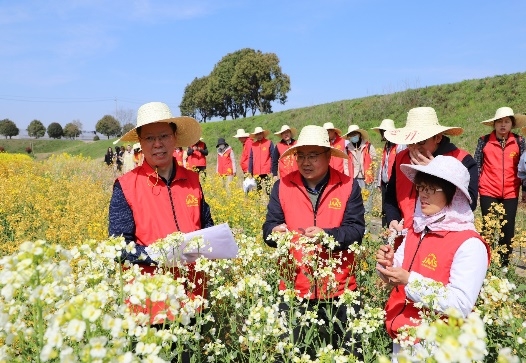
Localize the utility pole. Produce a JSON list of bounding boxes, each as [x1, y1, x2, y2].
[[115, 97, 118, 118]]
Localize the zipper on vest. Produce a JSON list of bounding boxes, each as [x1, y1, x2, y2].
[[166, 183, 181, 231]]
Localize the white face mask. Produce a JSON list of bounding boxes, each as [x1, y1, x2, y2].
[[350, 135, 360, 144]]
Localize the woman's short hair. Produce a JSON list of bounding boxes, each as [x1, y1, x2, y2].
[[414, 171, 457, 206]]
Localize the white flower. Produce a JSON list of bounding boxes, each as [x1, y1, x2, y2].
[[66, 319, 86, 342]]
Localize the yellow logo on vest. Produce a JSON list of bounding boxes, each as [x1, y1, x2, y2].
[[186, 194, 199, 207], [421, 253, 437, 271], [328, 198, 342, 209], [510, 151, 518, 158]]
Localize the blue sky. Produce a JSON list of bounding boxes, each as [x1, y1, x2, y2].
[[1, 0, 525, 131]]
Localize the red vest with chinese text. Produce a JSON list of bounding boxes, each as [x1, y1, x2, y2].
[[186, 141, 207, 168], [276, 140, 298, 178], [217, 148, 234, 176], [329, 135, 347, 174], [251, 138, 272, 175]]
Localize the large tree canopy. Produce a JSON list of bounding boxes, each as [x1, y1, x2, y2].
[[47, 122, 64, 139], [63, 122, 81, 139], [27, 119, 46, 138], [180, 48, 290, 121], [96, 115, 121, 139], [0, 119, 20, 139]]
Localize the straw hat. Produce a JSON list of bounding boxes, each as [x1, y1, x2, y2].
[[132, 142, 141, 150], [114, 102, 201, 147], [233, 128, 250, 138], [322, 122, 342, 135], [249, 126, 270, 138], [481, 107, 526, 128], [280, 125, 348, 160], [343, 124, 369, 141], [371, 119, 396, 134], [400, 155, 471, 203], [384, 107, 463, 145], [274, 124, 297, 136]]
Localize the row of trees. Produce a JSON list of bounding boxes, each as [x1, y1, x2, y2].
[[0, 119, 84, 139], [179, 48, 291, 122]]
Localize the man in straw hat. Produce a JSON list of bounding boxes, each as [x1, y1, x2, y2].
[[263, 125, 365, 359], [383, 107, 478, 247], [343, 124, 377, 189], [323, 122, 349, 175], [371, 119, 406, 227], [272, 124, 298, 179], [248, 126, 275, 191], [475, 106, 526, 266], [232, 128, 252, 175], [108, 102, 214, 352]]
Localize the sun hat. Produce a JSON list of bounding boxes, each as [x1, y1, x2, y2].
[[322, 122, 342, 135], [280, 125, 348, 161], [400, 155, 471, 203], [114, 102, 201, 147], [343, 124, 369, 141], [371, 119, 396, 134], [481, 107, 526, 128], [274, 124, 298, 136], [233, 128, 250, 138], [249, 126, 270, 139], [216, 138, 228, 148], [384, 107, 463, 145], [133, 142, 141, 150]]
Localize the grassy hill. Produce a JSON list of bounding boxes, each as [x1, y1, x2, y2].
[[2, 71, 526, 161]]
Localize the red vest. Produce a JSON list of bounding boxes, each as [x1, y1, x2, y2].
[[276, 140, 298, 178], [217, 148, 234, 176], [173, 149, 184, 167], [381, 143, 397, 182], [395, 148, 470, 229], [348, 142, 374, 184], [251, 138, 272, 175], [240, 138, 252, 173], [385, 229, 490, 338], [278, 168, 356, 299], [186, 141, 207, 168], [478, 132, 522, 199], [329, 135, 347, 174]]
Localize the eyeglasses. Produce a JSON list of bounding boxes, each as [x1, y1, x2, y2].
[[295, 150, 329, 163], [140, 133, 174, 144], [415, 184, 443, 195]]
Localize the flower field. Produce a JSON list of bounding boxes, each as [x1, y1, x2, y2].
[[0, 154, 525, 362]]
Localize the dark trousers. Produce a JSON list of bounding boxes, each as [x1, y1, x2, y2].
[[380, 182, 388, 228], [276, 299, 362, 362], [255, 174, 271, 194], [480, 195, 518, 266]]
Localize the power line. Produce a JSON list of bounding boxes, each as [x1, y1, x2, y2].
[[0, 95, 145, 104]]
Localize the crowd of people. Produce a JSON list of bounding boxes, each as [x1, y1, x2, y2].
[[107, 101, 525, 362]]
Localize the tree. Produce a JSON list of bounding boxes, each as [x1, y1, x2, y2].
[[122, 123, 135, 135], [0, 119, 20, 139], [116, 108, 135, 129], [47, 122, 64, 139], [96, 115, 121, 139], [72, 119, 83, 133], [180, 76, 214, 122], [63, 122, 81, 139], [27, 119, 46, 138]]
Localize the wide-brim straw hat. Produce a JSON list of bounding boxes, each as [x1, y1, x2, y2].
[[249, 126, 270, 139], [371, 119, 396, 134], [114, 102, 201, 147], [132, 142, 141, 150], [274, 124, 297, 136], [280, 125, 349, 161], [384, 107, 463, 145], [481, 107, 526, 128], [343, 124, 369, 141], [233, 128, 250, 138], [400, 155, 471, 203], [322, 122, 342, 135]]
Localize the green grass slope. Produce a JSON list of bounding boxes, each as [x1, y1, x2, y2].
[[2, 71, 525, 160]]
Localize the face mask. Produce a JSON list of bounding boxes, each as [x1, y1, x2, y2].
[[350, 135, 360, 144]]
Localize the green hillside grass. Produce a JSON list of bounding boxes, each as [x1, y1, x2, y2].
[[2, 71, 526, 161]]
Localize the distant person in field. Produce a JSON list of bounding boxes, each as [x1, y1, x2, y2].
[[232, 128, 252, 177], [133, 143, 144, 167], [216, 137, 236, 183], [323, 122, 349, 175], [104, 147, 114, 166], [248, 126, 275, 192], [186, 138, 208, 174], [343, 124, 376, 189], [271, 124, 298, 179], [371, 119, 406, 227], [475, 107, 526, 266], [115, 146, 123, 173], [376, 156, 489, 361], [263, 125, 365, 360], [383, 107, 478, 250], [122, 144, 135, 173], [108, 102, 213, 361]]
